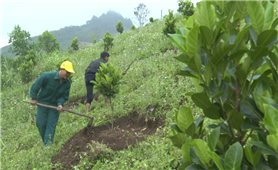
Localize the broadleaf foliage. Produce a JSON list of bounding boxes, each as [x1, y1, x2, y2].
[[169, 1, 278, 169]]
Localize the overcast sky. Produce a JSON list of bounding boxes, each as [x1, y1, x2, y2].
[[0, 0, 198, 48]]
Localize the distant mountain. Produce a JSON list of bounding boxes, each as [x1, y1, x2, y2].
[[1, 11, 133, 57]]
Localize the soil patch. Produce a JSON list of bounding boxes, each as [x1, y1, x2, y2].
[[51, 113, 164, 169]]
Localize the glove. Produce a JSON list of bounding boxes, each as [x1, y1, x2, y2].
[[57, 105, 63, 112]]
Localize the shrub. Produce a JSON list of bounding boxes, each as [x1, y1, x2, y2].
[[94, 63, 122, 115], [16, 50, 37, 83], [70, 37, 79, 51], [177, 0, 194, 17], [169, 1, 278, 169], [116, 21, 124, 34], [163, 10, 177, 36], [103, 33, 114, 52]]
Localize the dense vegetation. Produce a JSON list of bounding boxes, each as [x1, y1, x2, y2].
[[170, 1, 278, 169], [1, 1, 277, 169]]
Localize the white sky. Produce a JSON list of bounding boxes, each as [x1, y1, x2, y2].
[[0, 0, 198, 48]]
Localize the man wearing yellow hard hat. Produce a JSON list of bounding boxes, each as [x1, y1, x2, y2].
[[29, 60, 75, 145]]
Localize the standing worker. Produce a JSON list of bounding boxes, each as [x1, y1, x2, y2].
[[84, 51, 110, 112], [29, 61, 75, 145]]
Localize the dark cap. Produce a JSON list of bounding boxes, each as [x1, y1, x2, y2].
[[101, 51, 110, 58]]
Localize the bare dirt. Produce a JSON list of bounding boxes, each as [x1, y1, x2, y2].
[[51, 112, 164, 169]]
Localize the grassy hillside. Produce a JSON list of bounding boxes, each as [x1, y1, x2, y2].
[[1, 20, 195, 169]]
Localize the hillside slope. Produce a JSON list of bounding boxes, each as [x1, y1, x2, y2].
[[1, 19, 194, 169]]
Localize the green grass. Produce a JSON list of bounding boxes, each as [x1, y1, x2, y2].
[[1, 20, 195, 169]]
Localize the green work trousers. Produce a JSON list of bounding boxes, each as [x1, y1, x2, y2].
[[36, 106, 60, 145]]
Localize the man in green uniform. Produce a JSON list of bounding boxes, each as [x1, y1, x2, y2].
[[29, 61, 75, 145]]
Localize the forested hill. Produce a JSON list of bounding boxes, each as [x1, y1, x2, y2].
[[1, 11, 133, 56], [49, 11, 133, 48]]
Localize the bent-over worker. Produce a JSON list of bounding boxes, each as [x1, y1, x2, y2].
[[84, 51, 110, 112], [29, 60, 75, 145]]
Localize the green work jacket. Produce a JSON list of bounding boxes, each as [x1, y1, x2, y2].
[[30, 71, 71, 106]]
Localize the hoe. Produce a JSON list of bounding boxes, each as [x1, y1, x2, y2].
[[25, 101, 94, 127]]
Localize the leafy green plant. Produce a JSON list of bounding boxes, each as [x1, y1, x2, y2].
[[94, 63, 122, 116], [131, 25, 136, 30], [103, 32, 114, 51], [169, 1, 278, 169], [8, 25, 32, 56], [177, 0, 195, 17], [116, 21, 124, 34], [163, 10, 177, 36], [70, 37, 79, 51], [16, 50, 37, 83], [37, 31, 60, 53], [18, 59, 34, 83]]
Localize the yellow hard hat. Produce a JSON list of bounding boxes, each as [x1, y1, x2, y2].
[[60, 61, 75, 73]]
